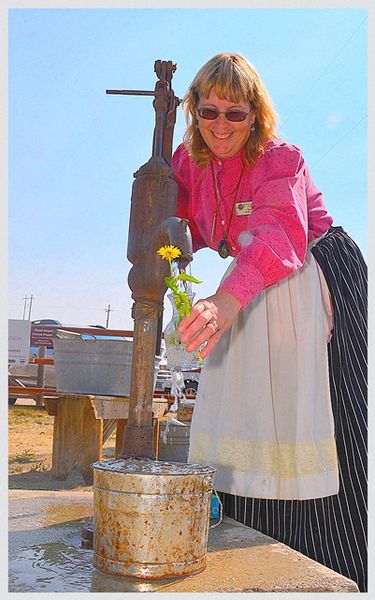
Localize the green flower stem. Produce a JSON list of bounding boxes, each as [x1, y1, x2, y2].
[[163, 260, 202, 322]]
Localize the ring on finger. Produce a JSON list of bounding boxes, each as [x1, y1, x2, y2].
[[209, 320, 220, 334]]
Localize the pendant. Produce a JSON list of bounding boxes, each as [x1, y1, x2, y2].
[[218, 239, 231, 259]]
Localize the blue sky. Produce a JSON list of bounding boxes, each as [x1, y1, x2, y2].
[[8, 7, 367, 329]]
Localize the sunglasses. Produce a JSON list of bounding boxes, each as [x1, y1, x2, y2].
[[197, 107, 253, 122]]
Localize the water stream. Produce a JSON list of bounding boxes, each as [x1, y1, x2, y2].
[[161, 368, 187, 444]]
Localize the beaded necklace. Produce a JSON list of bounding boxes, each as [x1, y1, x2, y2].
[[210, 160, 246, 258]]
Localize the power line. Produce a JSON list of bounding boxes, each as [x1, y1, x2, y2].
[[282, 16, 367, 126], [311, 114, 367, 169]]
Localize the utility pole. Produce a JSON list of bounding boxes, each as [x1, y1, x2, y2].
[[22, 296, 27, 319], [22, 294, 34, 320], [28, 294, 34, 320], [104, 304, 113, 328]]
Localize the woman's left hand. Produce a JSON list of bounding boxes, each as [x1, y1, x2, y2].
[[177, 290, 242, 358]]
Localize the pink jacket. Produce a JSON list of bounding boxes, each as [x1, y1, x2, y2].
[[172, 139, 333, 307]]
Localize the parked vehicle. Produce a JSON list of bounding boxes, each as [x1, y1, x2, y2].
[[183, 375, 199, 396], [32, 319, 62, 326], [155, 367, 200, 397]]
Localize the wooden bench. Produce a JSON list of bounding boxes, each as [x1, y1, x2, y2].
[[43, 394, 168, 485]]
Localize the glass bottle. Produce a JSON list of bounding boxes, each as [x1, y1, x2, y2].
[[163, 292, 202, 371]]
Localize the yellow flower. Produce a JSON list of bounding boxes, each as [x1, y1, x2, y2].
[[156, 245, 182, 261], [156, 244, 202, 323]]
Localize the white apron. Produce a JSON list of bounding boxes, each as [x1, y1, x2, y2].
[[188, 246, 338, 500]]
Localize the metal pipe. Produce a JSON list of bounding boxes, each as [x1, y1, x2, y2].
[[35, 345, 46, 406], [106, 89, 155, 96]]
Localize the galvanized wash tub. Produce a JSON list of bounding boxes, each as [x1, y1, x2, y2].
[[92, 458, 215, 579], [53, 330, 161, 396]]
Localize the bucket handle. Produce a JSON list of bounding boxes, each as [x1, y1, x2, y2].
[[210, 487, 223, 529]]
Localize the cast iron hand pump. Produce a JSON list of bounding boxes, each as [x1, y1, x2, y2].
[[107, 60, 193, 459]]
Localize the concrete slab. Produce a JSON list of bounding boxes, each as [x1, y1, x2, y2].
[[9, 489, 359, 593]]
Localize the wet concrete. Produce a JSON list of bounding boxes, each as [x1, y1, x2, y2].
[[9, 489, 359, 593], [9, 490, 94, 593]]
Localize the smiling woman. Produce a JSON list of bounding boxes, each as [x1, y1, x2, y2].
[[171, 51, 367, 592], [182, 52, 277, 167], [196, 91, 255, 160]]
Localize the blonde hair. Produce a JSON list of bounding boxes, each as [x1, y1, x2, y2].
[[182, 52, 279, 166]]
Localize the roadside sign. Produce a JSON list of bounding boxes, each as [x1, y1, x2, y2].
[[8, 319, 31, 366], [30, 325, 58, 348]]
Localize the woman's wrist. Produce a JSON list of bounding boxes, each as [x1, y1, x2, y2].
[[214, 289, 243, 311]]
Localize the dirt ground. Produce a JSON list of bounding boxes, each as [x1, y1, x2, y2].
[[8, 402, 116, 491]]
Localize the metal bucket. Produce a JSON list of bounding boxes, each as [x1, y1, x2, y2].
[[92, 458, 215, 579]]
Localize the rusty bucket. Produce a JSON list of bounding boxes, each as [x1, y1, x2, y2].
[[92, 458, 215, 579]]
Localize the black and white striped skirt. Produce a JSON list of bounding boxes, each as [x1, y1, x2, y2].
[[220, 226, 367, 591]]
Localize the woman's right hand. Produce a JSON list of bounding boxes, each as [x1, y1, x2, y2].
[[178, 290, 241, 358]]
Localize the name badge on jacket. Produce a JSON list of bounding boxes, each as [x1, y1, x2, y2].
[[235, 201, 252, 216]]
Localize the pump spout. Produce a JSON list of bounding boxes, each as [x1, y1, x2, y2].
[[128, 216, 192, 304], [155, 215, 193, 268]]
